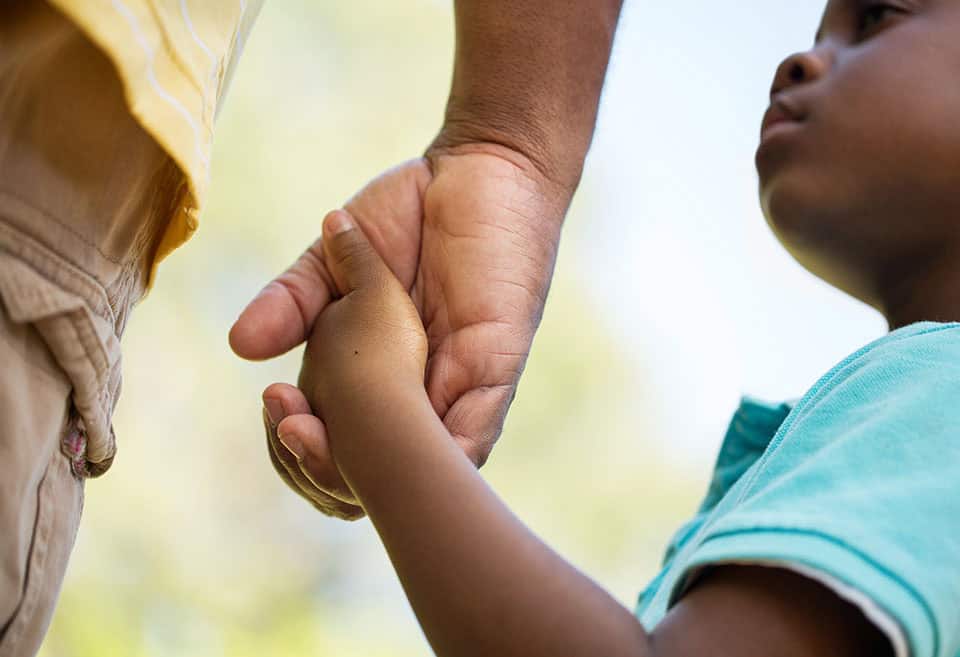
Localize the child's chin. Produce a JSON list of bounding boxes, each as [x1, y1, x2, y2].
[[759, 172, 821, 239]]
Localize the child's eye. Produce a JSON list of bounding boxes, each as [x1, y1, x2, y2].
[[858, 4, 906, 37]]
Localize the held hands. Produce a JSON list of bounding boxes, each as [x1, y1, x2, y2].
[[302, 210, 428, 412], [235, 147, 572, 519], [266, 211, 430, 506]]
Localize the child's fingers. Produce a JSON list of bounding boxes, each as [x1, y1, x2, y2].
[[263, 408, 364, 518], [262, 383, 363, 512], [276, 413, 359, 507], [321, 209, 393, 295], [263, 413, 363, 520], [263, 382, 313, 420]]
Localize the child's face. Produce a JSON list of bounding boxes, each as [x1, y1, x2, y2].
[[757, 0, 960, 317]]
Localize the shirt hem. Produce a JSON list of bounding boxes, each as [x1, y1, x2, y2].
[[670, 528, 937, 657], [48, 0, 209, 287]]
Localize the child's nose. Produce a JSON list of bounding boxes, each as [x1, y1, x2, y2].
[[770, 46, 832, 98]]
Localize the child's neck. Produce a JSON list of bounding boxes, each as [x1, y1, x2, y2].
[[880, 245, 960, 331]]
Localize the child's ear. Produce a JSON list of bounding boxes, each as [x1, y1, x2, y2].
[[321, 209, 392, 295]]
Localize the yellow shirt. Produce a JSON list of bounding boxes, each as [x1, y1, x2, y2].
[[50, 0, 263, 284]]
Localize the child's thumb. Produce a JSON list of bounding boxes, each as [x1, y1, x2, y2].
[[321, 209, 390, 296]]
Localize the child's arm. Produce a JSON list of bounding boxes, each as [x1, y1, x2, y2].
[[311, 393, 654, 657], [277, 210, 893, 657]]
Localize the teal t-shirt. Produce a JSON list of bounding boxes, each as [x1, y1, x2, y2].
[[635, 321, 960, 657]]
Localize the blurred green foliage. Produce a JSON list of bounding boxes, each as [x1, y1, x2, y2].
[[40, 2, 703, 655]]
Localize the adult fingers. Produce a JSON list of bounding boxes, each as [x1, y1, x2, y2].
[[441, 384, 516, 470], [229, 239, 337, 361]]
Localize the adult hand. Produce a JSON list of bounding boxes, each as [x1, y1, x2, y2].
[[230, 144, 575, 519]]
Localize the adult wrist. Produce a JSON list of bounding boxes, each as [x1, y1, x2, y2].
[[427, 113, 589, 195]]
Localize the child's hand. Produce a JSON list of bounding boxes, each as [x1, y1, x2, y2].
[[295, 209, 428, 436], [264, 209, 429, 517]]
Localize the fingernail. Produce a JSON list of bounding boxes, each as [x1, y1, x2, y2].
[[277, 431, 305, 461], [264, 398, 285, 426], [324, 211, 354, 235]]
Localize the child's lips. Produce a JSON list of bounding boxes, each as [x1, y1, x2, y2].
[[756, 97, 809, 174], [760, 98, 805, 142]]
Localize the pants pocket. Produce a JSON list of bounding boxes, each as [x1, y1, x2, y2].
[[0, 251, 122, 477]]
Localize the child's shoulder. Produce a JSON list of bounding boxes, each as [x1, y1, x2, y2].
[[637, 322, 960, 654], [801, 320, 960, 415], [863, 320, 960, 365]]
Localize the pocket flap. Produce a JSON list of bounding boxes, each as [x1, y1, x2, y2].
[[0, 252, 121, 476]]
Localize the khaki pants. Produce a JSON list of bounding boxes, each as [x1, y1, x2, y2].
[[0, 3, 182, 655]]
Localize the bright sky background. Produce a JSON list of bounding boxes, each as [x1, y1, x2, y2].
[[583, 1, 887, 469]]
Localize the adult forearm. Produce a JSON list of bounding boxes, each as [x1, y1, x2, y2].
[[327, 390, 651, 657], [433, 0, 625, 189]]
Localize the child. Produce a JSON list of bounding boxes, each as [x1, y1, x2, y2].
[[270, 2, 960, 656]]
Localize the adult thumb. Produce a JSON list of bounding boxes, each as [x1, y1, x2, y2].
[[321, 209, 390, 296]]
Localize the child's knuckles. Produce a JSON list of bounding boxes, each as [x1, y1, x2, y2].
[[332, 237, 374, 279], [299, 453, 356, 503], [331, 242, 359, 272]]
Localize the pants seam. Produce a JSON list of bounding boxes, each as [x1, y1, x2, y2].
[[0, 451, 57, 657]]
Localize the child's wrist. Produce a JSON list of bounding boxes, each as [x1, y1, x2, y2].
[[324, 382, 433, 449], [324, 385, 443, 492]]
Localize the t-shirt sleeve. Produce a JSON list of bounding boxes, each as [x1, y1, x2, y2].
[[667, 332, 960, 657]]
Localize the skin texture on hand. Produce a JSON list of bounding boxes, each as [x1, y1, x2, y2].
[[233, 0, 623, 519], [414, 145, 568, 462], [298, 209, 430, 422], [233, 146, 571, 518]]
